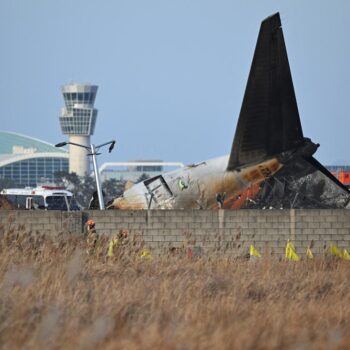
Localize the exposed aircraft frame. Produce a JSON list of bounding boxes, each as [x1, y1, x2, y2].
[[108, 13, 350, 210]]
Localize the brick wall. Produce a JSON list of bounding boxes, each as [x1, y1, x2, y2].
[[0, 210, 83, 236], [1, 209, 350, 256]]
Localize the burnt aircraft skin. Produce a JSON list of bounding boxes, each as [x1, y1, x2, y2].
[[244, 157, 350, 209], [109, 156, 282, 209], [108, 13, 350, 210]]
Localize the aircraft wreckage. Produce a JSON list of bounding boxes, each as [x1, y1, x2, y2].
[[108, 13, 350, 210]]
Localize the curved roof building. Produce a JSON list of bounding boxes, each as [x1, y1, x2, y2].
[[0, 131, 68, 187]]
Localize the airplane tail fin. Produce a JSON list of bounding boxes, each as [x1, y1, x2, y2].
[[227, 13, 304, 171]]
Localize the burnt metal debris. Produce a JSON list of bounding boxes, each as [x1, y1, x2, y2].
[[108, 13, 350, 210]]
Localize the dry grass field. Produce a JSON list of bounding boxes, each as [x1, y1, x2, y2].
[[1, 223, 350, 349]]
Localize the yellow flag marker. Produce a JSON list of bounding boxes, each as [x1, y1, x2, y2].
[[330, 244, 342, 258], [249, 245, 261, 258], [285, 240, 300, 261], [306, 247, 314, 259], [342, 249, 350, 261]]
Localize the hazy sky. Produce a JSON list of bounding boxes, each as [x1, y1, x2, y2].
[[1, 0, 349, 166]]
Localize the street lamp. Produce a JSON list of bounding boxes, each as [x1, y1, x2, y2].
[[55, 140, 116, 210]]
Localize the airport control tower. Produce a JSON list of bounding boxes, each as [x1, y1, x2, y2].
[[59, 84, 98, 176]]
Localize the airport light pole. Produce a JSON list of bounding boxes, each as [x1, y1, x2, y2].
[[55, 140, 116, 210]]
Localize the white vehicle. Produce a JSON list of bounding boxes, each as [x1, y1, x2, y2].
[[0, 186, 79, 211]]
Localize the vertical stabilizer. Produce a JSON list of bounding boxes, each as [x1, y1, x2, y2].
[[227, 13, 304, 171]]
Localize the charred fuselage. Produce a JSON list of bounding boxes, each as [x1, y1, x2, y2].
[[108, 13, 350, 210]]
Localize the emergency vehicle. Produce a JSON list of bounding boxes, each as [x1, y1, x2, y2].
[[0, 186, 79, 211]]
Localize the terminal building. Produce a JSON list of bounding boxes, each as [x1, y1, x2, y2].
[[0, 131, 68, 187], [99, 161, 185, 183], [59, 84, 98, 176]]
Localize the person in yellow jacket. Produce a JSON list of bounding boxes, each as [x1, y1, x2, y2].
[[107, 236, 119, 258], [107, 229, 129, 258]]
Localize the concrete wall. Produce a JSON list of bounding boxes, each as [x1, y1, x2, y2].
[[1, 209, 350, 256]]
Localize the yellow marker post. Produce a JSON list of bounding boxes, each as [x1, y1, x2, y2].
[[140, 248, 153, 261], [249, 245, 261, 258], [342, 249, 350, 261], [330, 244, 342, 258], [285, 240, 300, 261], [306, 247, 313, 259]]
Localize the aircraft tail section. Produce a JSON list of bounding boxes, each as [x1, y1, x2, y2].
[[227, 13, 304, 171], [242, 155, 350, 209]]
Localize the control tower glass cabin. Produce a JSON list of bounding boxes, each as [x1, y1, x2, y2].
[[59, 84, 98, 176]]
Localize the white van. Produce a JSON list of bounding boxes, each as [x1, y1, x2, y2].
[[0, 186, 79, 211]]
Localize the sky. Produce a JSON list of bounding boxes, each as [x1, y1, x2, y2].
[[1, 0, 349, 166]]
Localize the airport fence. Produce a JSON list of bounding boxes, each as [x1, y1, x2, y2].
[[1, 209, 350, 256]]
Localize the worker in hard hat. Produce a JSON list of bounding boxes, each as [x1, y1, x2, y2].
[[107, 229, 129, 259], [86, 219, 99, 256], [118, 229, 129, 245], [107, 235, 119, 258]]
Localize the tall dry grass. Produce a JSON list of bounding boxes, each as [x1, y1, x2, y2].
[[1, 221, 350, 349]]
